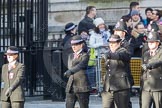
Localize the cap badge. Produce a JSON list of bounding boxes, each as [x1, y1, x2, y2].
[[148, 32, 153, 39], [115, 21, 120, 28]]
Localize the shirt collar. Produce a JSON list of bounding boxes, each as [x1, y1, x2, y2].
[[75, 49, 82, 55], [9, 60, 17, 66], [150, 47, 158, 53]]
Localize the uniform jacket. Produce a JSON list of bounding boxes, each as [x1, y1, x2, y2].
[[121, 39, 133, 55], [65, 51, 90, 93], [103, 47, 131, 92], [78, 16, 95, 35], [141, 46, 162, 91], [1, 62, 25, 102], [120, 39, 134, 86]]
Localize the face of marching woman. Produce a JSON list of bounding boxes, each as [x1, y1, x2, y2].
[[71, 43, 83, 53], [109, 41, 121, 53], [7, 54, 18, 63]]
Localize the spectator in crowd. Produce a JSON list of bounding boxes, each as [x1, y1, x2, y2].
[[129, 1, 140, 13], [101, 34, 131, 108], [122, 2, 143, 23], [1, 46, 25, 108], [89, 17, 111, 54], [130, 22, 147, 57], [78, 6, 97, 94], [131, 10, 143, 28], [88, 17, 110, 88], [64, 35, 90, 108], [62, 22, 77, 67], [78, 6, 96, 35], [120, 15, 133, 40], [143, 7, 153, 27], [121, 15, 132, 28], [147, 9, 162, 32], [151, 9, 162, 24], [141, 31, 162, 108]]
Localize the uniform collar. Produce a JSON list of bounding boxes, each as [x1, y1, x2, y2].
[[75, 49, 82, 55], [150, 47, 159, 53]]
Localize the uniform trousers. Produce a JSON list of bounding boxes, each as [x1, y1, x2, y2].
[[101, 89, 130, 108], [1, 98, 24, 108], [66, 92, 89, 108], [141, 90, 162, 108]]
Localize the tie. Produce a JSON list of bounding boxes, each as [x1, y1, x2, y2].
[[8, 64, 12, 71], [150, 51, 155, 56], [73, 53, 78, 59]]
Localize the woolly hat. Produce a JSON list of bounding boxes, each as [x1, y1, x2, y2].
[[93, 18, 105, 27], [131, 10, 139, 16]]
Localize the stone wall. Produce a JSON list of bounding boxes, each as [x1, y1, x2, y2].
[[48, 0, 162, 33]]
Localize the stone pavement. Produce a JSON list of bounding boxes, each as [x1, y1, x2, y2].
[[0, 96, 140, 108]]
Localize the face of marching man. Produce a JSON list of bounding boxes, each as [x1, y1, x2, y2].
[[148, 41, 160, 50], [109, 41, 121, 53]]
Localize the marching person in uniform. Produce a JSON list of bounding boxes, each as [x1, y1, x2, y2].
[[64, 35, 90, 108], [141, 31, 162, 108], [1, 46, 25, 108], [101, 34, 131, 108]]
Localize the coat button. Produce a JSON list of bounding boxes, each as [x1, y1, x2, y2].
[[149, 75, 151, 77], [109, 69, 110, 71], [160, 77, 162, 79], [108, 74, 111, 76]]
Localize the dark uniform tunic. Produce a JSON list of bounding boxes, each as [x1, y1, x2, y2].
[[1, 62, 25, 108], [102, 47, 131, 108], [65, 51, 90, 108], [141, 46, 162, 108]]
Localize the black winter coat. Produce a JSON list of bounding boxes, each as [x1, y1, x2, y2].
[[78, 16, 95, 35]]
